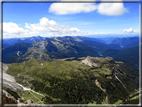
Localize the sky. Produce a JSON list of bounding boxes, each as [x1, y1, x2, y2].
[[3, 0, 140, 38]]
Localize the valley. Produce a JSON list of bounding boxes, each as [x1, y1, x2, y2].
[[1, 35, 140, 105], [2, 36, 139, 70]]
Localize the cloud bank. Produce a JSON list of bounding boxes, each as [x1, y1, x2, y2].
[[97, 1, 128, 16], [25, 17, 87, 36], [3, 22, 39, 38], [49, 3, 97, 15], [3, 22, 28, 34], [49, 0, 128, 16], [3, 18, 139, 38], [124, 28, 139, 33]]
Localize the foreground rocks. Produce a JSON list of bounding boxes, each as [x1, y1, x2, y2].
[[2, 90, 18, 104]]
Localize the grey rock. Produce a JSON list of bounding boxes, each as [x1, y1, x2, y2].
[[80, 56, 97, 67]]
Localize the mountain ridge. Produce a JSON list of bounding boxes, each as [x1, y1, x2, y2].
[[2, 36, 140, 71], [109, 36, 139, 48]]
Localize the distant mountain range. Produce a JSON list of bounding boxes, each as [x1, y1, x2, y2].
[[3, 36, 46, 48], [76, 36, 118, 44], [3, 35, 139, 49], [2, 35, 140, 70], [109, 36, 139, 48]]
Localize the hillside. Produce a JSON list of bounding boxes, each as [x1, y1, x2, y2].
[[3, 36, 45, 47], [5, 57, 139, 104], [109, 36, 139, 48], [3, 42, 32, 63], [3, 37, 100, 63], [3, 36, 139, 71], [101, 46, 139, 70], [124, 39, 139, 48]]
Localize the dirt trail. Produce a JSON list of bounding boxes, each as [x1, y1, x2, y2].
[[16, 83, 44, 96], [115, 75, 127, 89], [28, 91, 44, 104], [105, 96, 108, 104], [93, 79, 108, 104], [93, 79, 106, 92]]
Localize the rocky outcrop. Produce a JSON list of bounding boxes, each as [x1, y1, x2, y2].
[[3, 63, 8, 73], [2, 63, 23, 92], [25, 99, 35, 104], [80, 56, 97, 67], [2, 90, 18, 104]]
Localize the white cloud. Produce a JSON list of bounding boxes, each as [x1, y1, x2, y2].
[[49, 0, 128, 16], [3, 22, 39, 38], [49, 3, 97, 15], [97, 0, 128, 16], [40, 17, 57, 26], [25, 17, 86, 36], [124, 28, 139, 33], [25, 17, 58, 32], [3, 17, 138, 38], [3, 22, 28, 34]]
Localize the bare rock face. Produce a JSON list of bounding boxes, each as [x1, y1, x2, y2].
[[25, 99, 35, 104], [80, 56, 97, 67], [2, 63, 23, 92], [2, 90, 18, 104], [18, 98, 24, 103]]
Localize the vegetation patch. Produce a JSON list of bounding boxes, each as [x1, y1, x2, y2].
[[6, 57, 139, 104]]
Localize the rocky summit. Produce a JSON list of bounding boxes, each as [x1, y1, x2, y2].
[[80, 56, 97, 67]]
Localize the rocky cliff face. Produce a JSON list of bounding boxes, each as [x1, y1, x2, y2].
[[2, 63, 23, 92], [2, 90, 18, 104], [80, 56, 97, 67]]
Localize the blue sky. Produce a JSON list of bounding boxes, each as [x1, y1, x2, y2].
[[3, 1, 140, 38]]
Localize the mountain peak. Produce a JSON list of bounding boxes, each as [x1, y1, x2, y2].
[[80, 56, 97, 67]]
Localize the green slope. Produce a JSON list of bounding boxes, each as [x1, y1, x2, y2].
[[3, 42, 31, 63], [102, 46, 139, 70], [6, 57, 139, 104]]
